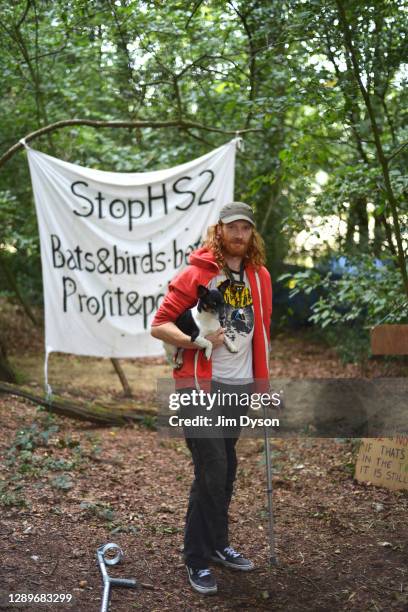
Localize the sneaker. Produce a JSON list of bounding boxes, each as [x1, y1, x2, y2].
[[210, 546, 254, 571], [186, 565, 217, 594]]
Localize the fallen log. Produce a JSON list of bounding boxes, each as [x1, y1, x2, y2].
[[0, 382, 157, 425]]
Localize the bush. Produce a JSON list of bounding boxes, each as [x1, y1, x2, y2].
[[277, 254, 407, 362]]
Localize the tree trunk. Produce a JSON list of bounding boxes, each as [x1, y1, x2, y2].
[[373, 213, 382, 257], [111, 358, 132, 397], [0, 252, 38, 326], [0, 381, 155, 425], [336, 0, 408, 298], [345, 199, 359, 252], [0, 337, 17, 383], [345, 196, 368, 252], [356, 196, 369, 250]]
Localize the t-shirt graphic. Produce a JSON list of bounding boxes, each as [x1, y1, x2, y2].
[[219, 281, 254, 339], [208, 270, 254, 382]]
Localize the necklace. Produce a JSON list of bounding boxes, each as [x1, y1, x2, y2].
[[223, 261, 245, 288]]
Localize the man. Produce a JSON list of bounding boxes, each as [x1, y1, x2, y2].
[[151, 202, 272, 595]]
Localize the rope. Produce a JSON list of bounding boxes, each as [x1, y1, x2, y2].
[[44, 347, 53, 401]]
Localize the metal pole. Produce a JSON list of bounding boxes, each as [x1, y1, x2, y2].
[[263, 402, 279, 566], [97, 543, 137, 612]]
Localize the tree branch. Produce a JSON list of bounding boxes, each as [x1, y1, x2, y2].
[[227, 1, 256, 129], [335, 0, 408, 298], [15, 0, 31, 29], [0, 118, 262, 169], [185, 0, 206, 29], [388, 140, 408, 165]]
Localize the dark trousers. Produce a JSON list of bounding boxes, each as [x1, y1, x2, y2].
[[183, 382, 251, 569]]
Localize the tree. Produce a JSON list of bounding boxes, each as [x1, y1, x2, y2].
[[1, 0, 407, 369]]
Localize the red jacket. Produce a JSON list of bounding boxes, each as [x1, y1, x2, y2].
[[151, 247, 272, 386]]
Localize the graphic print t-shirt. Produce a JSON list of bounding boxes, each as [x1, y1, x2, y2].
[[208, 269, 254, 383]]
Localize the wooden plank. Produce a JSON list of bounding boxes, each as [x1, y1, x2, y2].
[[370, 324, 408, 355]]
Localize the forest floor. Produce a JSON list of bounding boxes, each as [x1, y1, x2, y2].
[[1, 300, 408, 611]]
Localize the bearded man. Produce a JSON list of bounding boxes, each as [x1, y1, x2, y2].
[[151, 202, 272, 595]]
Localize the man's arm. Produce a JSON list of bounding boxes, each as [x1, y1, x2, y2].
[[151, 322, 225, 349], [151, 322, 199, 348], [150, 273, 225, 348]]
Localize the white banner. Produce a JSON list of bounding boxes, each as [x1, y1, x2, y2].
[[26, 139, 238, 358]]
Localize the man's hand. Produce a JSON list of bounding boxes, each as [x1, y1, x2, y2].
[[204, 328, 225, 348]]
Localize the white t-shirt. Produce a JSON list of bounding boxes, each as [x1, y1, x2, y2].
[[207, 269, 254, 383]]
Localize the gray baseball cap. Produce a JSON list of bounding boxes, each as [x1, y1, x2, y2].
[[219, 202, 255, 226]]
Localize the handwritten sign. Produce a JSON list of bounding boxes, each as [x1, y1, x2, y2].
[[26, 140, 237, 358], [355, 436, 408, 491]]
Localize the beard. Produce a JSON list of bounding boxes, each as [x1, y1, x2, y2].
[[220, 235, 251, 258]]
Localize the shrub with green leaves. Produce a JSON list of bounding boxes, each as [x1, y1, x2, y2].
[[280, 256, 407, 329], [278, 255, 407, 361]]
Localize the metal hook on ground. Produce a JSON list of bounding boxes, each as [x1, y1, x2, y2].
[[97, 543, 137, 612]]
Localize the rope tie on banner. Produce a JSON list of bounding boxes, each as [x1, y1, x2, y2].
[[19, 138, 28, 149], [44, 348, 53, 401], [234, 131, 245, 152]]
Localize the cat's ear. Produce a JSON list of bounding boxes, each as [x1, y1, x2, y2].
[[218, 279, 231, 293], [197, 284, 209, 298]]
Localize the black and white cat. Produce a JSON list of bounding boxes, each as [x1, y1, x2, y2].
[[164, 280, 238, 369]]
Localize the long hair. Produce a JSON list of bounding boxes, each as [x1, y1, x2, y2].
[[203, 222, 266, 270]]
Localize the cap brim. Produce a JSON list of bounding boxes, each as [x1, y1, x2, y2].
[[220, 214, 255, 226]]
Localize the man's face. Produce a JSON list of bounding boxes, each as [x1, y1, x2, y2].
[[217, 220, 253, 257]]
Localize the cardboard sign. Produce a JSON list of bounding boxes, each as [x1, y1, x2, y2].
[[355, 436, 408, 491]]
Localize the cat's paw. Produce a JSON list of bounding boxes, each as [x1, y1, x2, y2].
[[174, 348, 184, 368], [224, 338, 238, 353], [194, 336, 213, 359], [164, 342, 178, 366]]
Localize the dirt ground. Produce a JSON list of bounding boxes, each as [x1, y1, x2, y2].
[[1, 302, 408, 611], [1, 396, 408, 612]]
